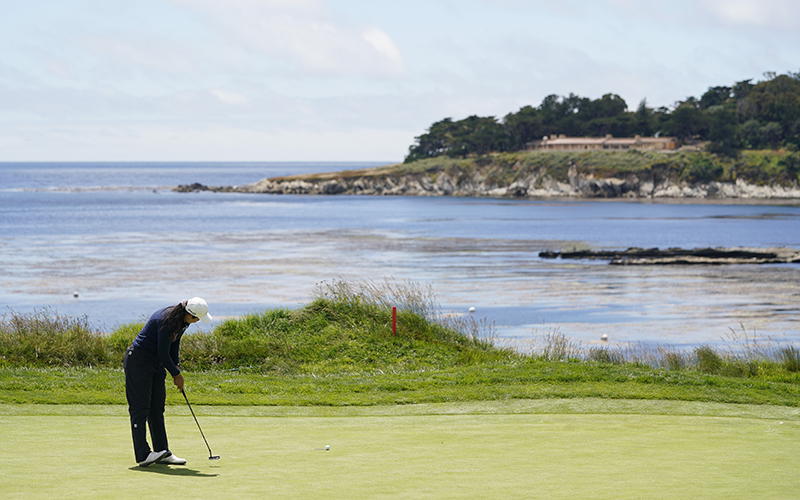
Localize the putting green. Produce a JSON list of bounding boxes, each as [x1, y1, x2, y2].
[[2, 400, 799, 499]]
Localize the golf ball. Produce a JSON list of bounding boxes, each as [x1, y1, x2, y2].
[[325, 445, 330, 451]]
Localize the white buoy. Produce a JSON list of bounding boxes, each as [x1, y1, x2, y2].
[[600, 334, 608, 341], [468, 307, 476, 313], [73, 291, 79, 298]]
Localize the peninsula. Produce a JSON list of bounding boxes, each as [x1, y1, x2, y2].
[[176, 149, 800, 201]]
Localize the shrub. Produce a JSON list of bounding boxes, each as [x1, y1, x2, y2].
[[180, 332, 224, 370], [0, 309, 108, 366], [694, 346, 723, 374], [106, 322, 143, 360], [680, 156, 724, 184], [588, 347, 624, 364], [532, 329, 581, 361], [661, 350, 687, 371], [780, 346, 800, 372], [1, 282, 798, 382]]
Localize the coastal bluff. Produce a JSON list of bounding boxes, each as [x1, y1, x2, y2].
[[175, 151, 800, 200]]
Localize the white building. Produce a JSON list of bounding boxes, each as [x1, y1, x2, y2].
[[527, 134, 678, 151]]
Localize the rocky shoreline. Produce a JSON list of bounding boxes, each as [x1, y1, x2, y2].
[[539, 247, 800, 265], [175, 164, 800, 201]]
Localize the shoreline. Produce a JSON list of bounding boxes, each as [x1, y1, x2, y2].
[[176, 182, 800, 206], [175, 150, 800, 203]]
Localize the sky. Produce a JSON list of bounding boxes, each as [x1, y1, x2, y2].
[[1, 0, 799, 162]]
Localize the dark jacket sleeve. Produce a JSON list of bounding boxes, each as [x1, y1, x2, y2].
[[170, 336, 181, 371], [157, 324, 181, 377]]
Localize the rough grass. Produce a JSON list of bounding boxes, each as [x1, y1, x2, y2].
[[0, 309, 107, 366], [514, 325, 800, 381], [0, 279, 508, 374], [3, 353, 800, 407], [3, 279, 800, 409]]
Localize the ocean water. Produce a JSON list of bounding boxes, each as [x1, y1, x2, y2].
[[2, 162, 799, 349]]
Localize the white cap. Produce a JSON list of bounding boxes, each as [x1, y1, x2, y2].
[[185, 297, 212, 324]]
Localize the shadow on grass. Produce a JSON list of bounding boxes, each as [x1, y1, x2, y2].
[[129, 465, 218, 477]]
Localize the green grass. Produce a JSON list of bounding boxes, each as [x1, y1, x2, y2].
[[3, 400, 800, 499], [0, 308, 107, 366], [4, 280, 800, 497], [3, 359, 800, 407], [303, 149, 800, 188], [0, 280, 504, 373], [3, 279, 800, 407]]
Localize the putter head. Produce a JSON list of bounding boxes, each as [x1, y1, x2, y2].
[[209, 455, 220, 460]]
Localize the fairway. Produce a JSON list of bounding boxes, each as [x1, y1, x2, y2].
[[2, 400, 800, 500]]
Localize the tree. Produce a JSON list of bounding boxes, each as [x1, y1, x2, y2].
[[405, 118, 457, 162], [733, 79, 754, 100], [447, 115, 505, 156], [634, 99, 654, 136], [503, 106, 544, 150], [536, 93, 592, 135], [665, 98, 707, 140], [744, 75, 800, 148], [577, 93, 627, 121], [699, 86, 732, 109], [706, 106, 741, 157], [741, 120, 763, 149], [743, 120, 787, 150], [404, 72, 800, 161]]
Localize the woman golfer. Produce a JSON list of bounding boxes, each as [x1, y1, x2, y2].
[[123, 297, 212, 466]]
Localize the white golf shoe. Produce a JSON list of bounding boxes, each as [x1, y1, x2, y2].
[[138, 450, 169, 467], [157, 453, 187, 465]]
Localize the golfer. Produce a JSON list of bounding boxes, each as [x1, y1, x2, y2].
[[123, 297, 212, 467]]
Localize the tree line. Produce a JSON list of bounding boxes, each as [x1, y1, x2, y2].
[[405, 71, 800, 162]]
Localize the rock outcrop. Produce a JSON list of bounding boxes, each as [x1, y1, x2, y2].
[[539, 247, 800, 265], [174, 162, 800, 200]]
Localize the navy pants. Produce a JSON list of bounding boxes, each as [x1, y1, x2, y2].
[[123, 346, 169, 463]]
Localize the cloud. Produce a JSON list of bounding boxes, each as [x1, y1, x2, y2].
[[168, 0, 405, 77], [604, 0, 800, 30], [362, 26, 403, 68], [3, 0, 799, 162], [698, 0, 800, 28], [210, 89, 249, 105]]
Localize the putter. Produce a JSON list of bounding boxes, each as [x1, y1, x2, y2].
[[182, 389, 220, 460]]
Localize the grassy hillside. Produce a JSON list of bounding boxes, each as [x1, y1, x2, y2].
[[283, 150, 800, 187], [2, 280, 800, 407], [3, 278, 800, 377]]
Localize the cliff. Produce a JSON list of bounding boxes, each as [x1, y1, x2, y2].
[[175, 150, 800, 200]]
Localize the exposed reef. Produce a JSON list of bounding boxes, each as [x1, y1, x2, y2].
[[539, 247, 800, 265]]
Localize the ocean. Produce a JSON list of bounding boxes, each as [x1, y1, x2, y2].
[[2, 162, 799, 349]]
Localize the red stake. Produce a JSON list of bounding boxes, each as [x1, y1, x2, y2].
[[392, 306, 397, 335]]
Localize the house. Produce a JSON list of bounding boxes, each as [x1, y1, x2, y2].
[[526, 134, 678, 151]]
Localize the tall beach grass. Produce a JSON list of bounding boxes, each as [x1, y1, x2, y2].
[[515, 324, 800, 377], [2, 280, 799, 379], [0, 308, 107, 366]]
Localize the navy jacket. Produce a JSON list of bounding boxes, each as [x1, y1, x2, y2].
[[131, 307, 188, 377]]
